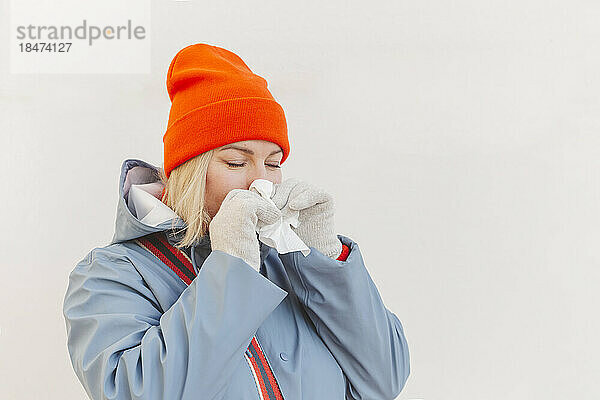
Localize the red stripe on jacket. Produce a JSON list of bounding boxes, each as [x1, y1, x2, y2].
[[337, 243, 350, 261]]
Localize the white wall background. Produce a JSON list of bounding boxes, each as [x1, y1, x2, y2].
[[1, 0, 598, 399]]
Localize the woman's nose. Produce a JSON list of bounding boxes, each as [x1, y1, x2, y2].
[[246, 166, 271, 188]]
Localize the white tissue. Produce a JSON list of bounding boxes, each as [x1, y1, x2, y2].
[[249, 179, 311, 256]]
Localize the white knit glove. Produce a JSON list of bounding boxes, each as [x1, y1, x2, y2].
[[271, 178, 342, 259], [209, 189, 282, 271]]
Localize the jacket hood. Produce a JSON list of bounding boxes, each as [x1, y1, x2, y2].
[[110, 158, 187, 245]]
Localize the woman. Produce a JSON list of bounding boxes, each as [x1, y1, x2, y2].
[[63, 43, 410, 400]]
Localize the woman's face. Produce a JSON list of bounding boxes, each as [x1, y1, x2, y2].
[[204, 139, 284, 218]]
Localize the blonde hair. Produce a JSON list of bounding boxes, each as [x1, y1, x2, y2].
[[158, 150, 215, 249]]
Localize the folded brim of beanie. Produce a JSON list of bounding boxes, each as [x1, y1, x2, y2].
[[163, 97, 288, 178]]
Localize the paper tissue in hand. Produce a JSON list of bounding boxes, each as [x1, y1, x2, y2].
[[249, 179, 311, 256]]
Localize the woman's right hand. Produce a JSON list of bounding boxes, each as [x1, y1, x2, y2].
[[208, 188, 281, 271]]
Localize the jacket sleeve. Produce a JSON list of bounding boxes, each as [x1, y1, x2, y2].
[[63, 247, 288, 400], [278, 234, 410, 400]]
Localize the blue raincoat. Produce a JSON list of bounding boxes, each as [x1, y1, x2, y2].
[[62, 158, 410, 399]]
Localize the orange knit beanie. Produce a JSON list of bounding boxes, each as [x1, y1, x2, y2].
[[162, 43, 290, 178]]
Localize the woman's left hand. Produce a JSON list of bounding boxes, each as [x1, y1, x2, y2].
[[271, 178, 343, 259]]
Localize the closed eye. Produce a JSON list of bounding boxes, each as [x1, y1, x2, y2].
[[226, 162, 280, 169]]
